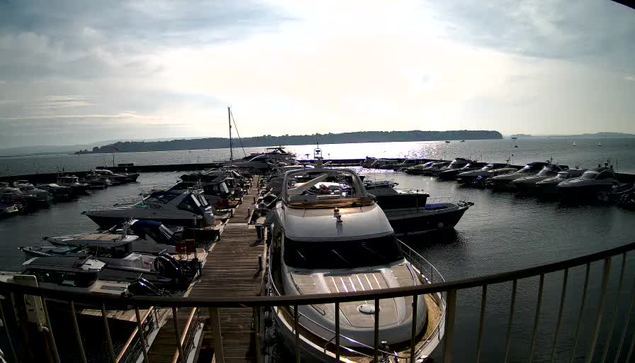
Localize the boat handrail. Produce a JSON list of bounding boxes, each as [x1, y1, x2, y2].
[[2, 241, 634, 307]]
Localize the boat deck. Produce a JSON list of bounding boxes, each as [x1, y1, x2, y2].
[[147, 177, 264, 363]]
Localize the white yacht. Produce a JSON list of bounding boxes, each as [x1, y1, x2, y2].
[[83, 190, 213, 229], [535, 170, 586, 195], [557, 167, 619, 197], [265, 168, 445, 362], [487, 161, 551, 190], [0, 256, 164, 297], [456, 163, 512, 184], [512, 164, 569, 191]]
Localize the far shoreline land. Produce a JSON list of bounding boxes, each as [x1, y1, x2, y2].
[[77, 130, 503, 154]]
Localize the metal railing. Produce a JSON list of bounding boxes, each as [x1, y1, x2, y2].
[[0, 241, 634, 363]]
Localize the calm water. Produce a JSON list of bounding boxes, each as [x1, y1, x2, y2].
[[1, 138, 634, 177], [0, 139, 634, 362]]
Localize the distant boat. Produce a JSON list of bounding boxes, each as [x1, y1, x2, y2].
[[598, 142, 602, 147], [573, 141, 577, 147], [460, 140, 465, 142], [445, 140, 451, 144], [511, 136, 518, 140]]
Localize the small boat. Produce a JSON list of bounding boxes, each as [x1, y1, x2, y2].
[[511, 136, 518, 140], [0, 256, 165, 297], [535, 170, 586, 195], [486, 161, 551, 190], [557, 167, 619, 198], [598, 142, 602, 147], [265, 168, 445, 362], [365, 181, 472, 235], [445, 140, 450, 143], [57, 175, 90, 194], [169, 179, 232, 210], [80, 171, 112, 189], [0, 203, 21, 218], [21, 234, 200, 290], [512, 164, 569, 192], [456, 163, 513, 185], [95, 168, 140, 183], [403, 161, 435, 175], [433, 158, 471, 177], [37, 183, 73, 201], [436, 161, 487, 181], [573, 141, 577, 147], [83, 190, 214, 229], [13, 180, 51, 204], [460, 140, 465, 142]]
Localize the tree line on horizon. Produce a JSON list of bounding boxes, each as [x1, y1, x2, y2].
[[78, 130, 503, 154]]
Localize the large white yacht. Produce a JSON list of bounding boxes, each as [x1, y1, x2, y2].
[[265, 168, 445, 362], [84, 190, 213, 229], [557, 167, 619, 197]]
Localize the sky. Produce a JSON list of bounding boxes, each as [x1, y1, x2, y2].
[[0, 0, 634, 148]]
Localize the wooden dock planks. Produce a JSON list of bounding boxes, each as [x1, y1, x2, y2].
[[148, 177, 264, 363]]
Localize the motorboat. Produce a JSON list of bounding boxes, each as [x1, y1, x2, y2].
[[37, 183, 73, 200], [433, 158, 471, 177], [391, 159, 421, 171], [436, 161, 487, 181], [230, 147, 296, 173], [80, 171, 112, 189], [557, 167, 619, 198], [95, 168, 139, 184], [265, 168, 445, 362], [83, 190, 214, 229], [0, 256, 165, 297], [535, 170, 586, 196], [56, 175, 90, 194], [0, 203, 21, 218], [486, 161, 551, 190], [456, 163, 512, 184], [169, 179, 232, 210], [404, 162, 435, 175], [21, 233, 200, 290], [413, 161, 451, 176], [366, 181, 472, 235], [13, 181, 51, 204], [512, 164, 569, 192]]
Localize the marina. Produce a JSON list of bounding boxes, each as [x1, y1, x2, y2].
[[0, 142, 633, 362]]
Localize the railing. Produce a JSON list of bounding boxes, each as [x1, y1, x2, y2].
[[0, 241, 634, 363]]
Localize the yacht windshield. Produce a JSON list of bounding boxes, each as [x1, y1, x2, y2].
[[536, 167, 553, 177], [284, 234, 403, 269], [581, 171, 599, 180]]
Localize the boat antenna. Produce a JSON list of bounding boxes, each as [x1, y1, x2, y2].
[[228, 106, 233, 163], [229, 108, 248, 158]]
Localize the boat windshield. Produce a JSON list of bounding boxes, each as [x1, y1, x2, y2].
[[178, 194, 203, 213], [284, 234, 403, 269], [581, 171, 599, 180], [284, 169, 371, 207], [536, 167, 555, 177]]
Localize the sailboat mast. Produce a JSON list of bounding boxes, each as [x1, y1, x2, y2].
[[228, 106, 233, 162]]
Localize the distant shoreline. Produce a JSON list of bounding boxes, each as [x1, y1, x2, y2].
[[76, 130, 503, 154]]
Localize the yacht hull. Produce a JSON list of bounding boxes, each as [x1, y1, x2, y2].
[[384, 204, 469, 235], [86, 214, 202, 229]]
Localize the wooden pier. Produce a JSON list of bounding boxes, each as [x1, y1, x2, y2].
[[147, 178, 265, 363]]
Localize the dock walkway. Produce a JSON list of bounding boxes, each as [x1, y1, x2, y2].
[[147, 178, 264, 363]]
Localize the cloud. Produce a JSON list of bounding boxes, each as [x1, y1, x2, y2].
[[0, 0, 634, 148]]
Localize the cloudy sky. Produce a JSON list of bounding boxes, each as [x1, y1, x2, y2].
[[0, 0, 634, 148]]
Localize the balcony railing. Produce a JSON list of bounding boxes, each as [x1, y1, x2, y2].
[[0, 241, 634, 363]]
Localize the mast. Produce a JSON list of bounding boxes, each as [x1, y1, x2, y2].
[[228, 106, 233, 162]]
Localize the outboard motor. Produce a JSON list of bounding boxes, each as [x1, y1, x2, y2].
[[153, 253, 183, 279], [127, 277, 164, 296]]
